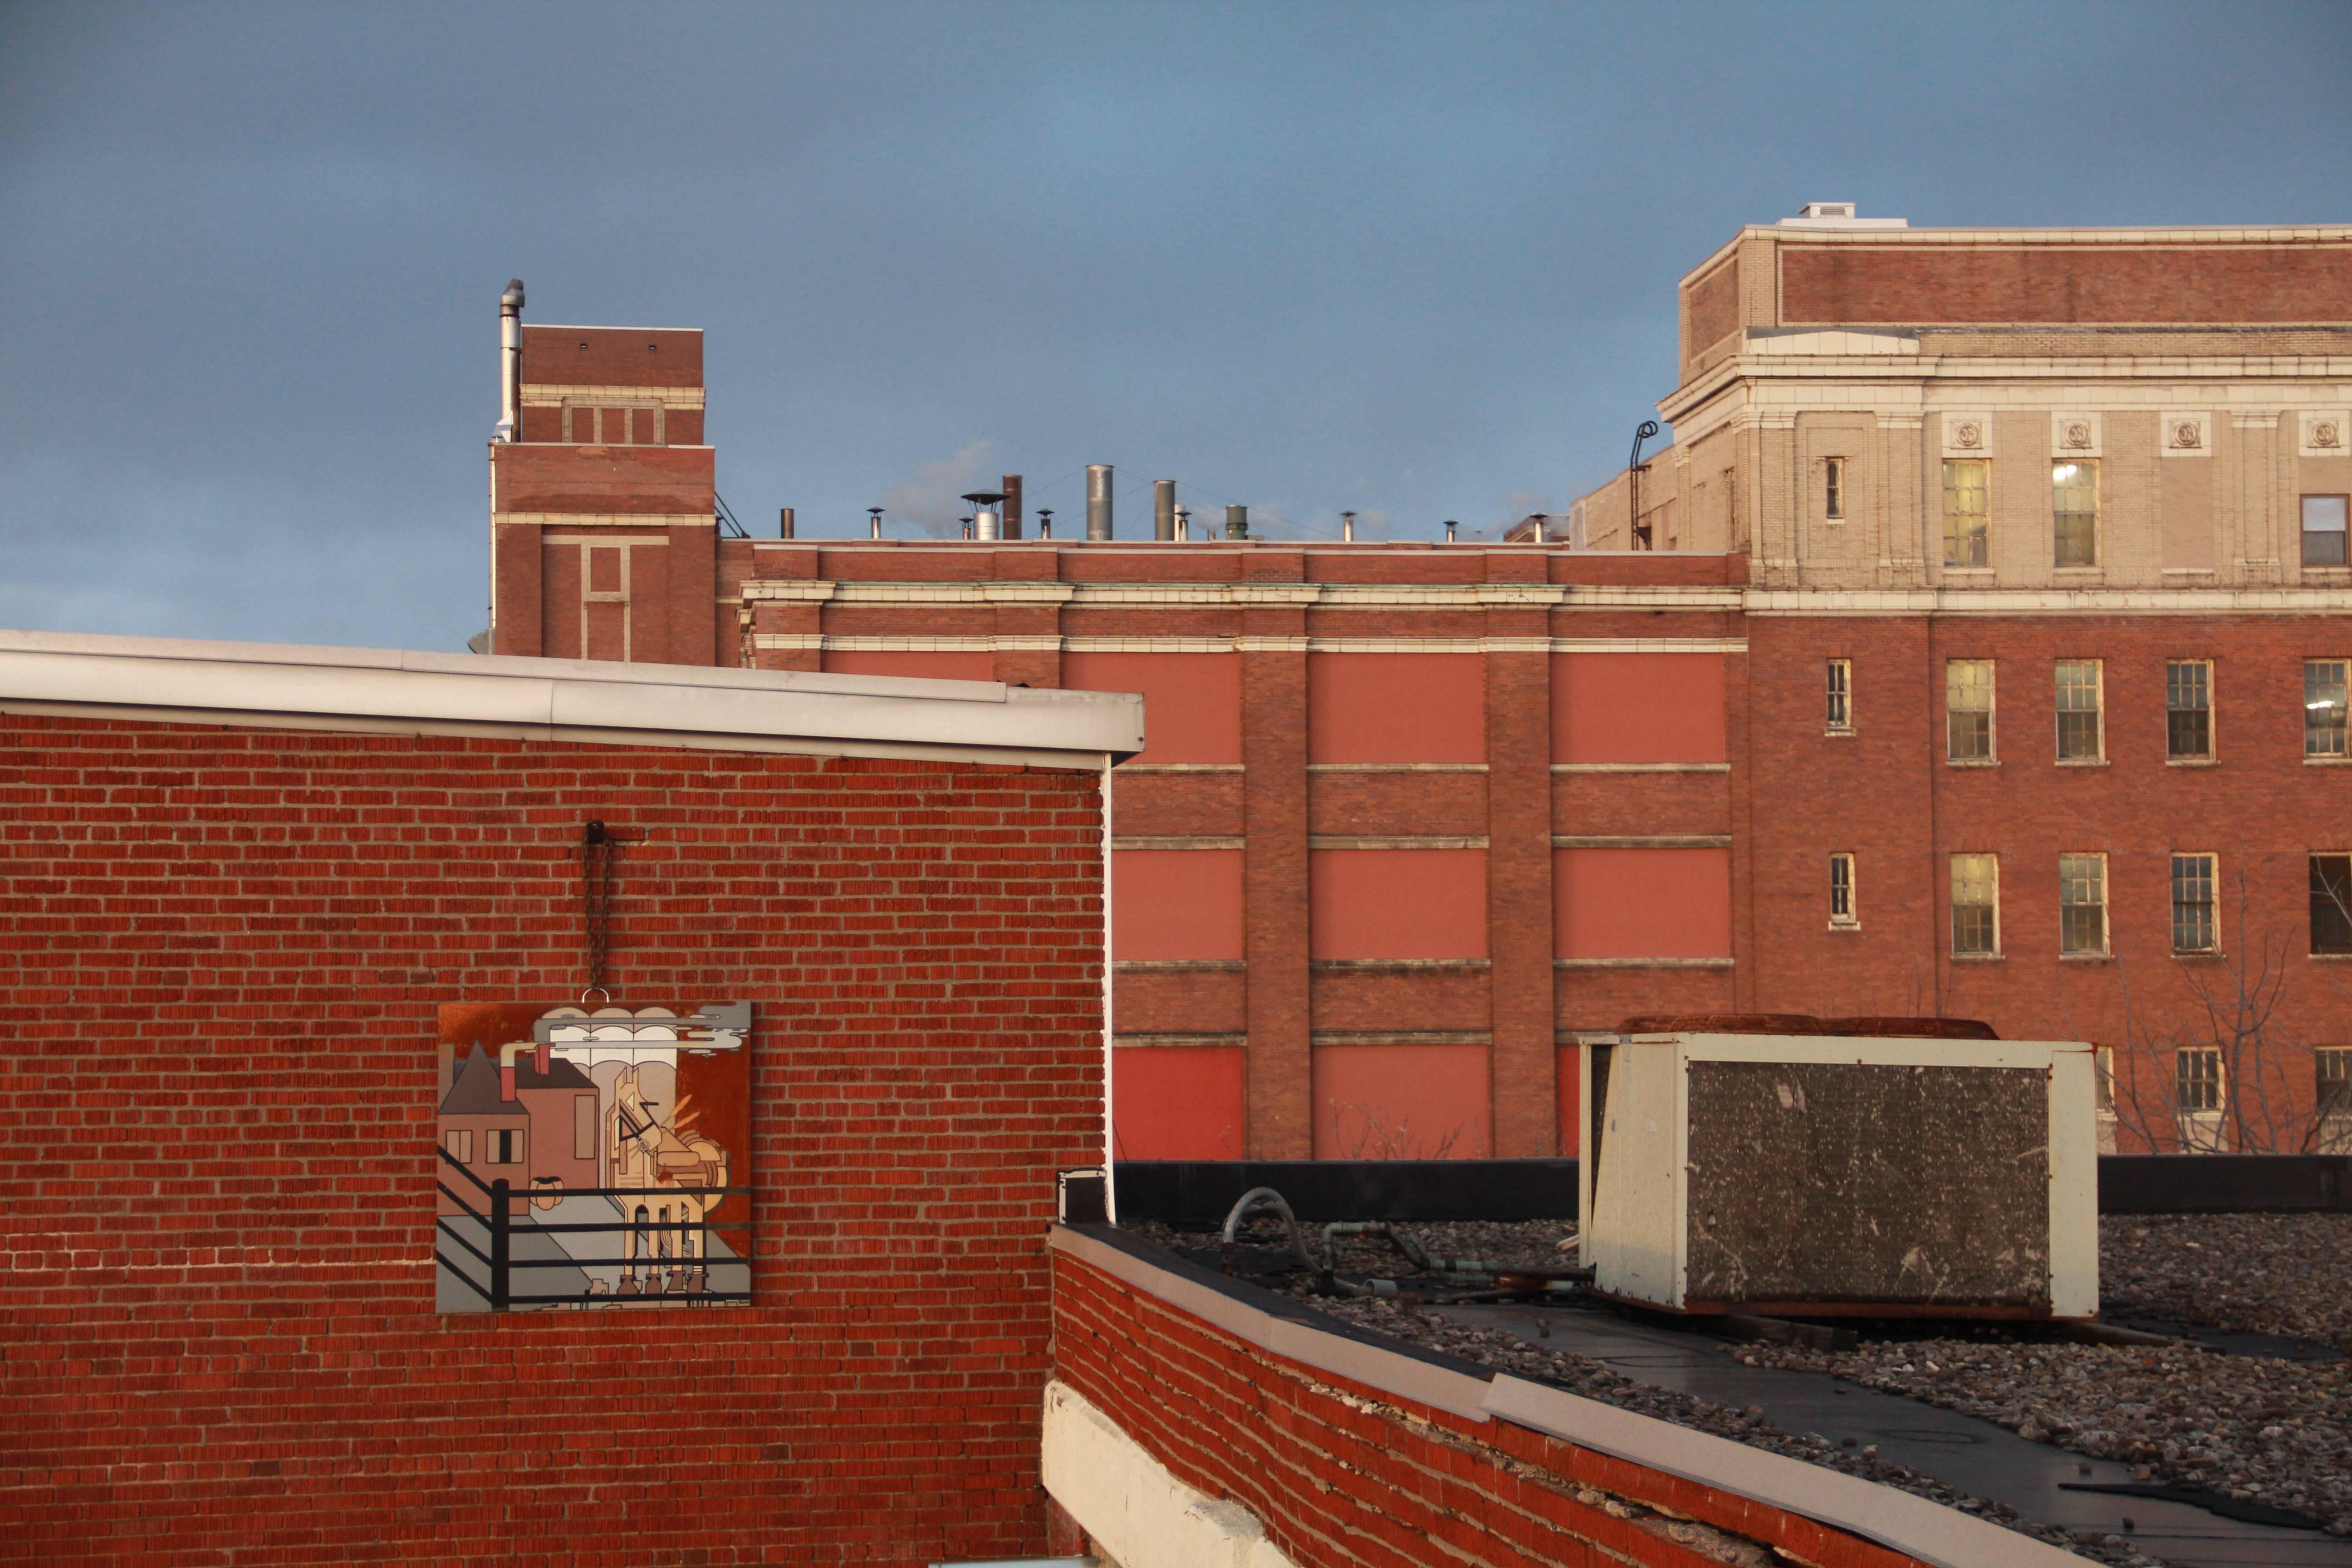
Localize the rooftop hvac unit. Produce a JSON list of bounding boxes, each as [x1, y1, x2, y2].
[[1578, 1032, 2098, 1318]]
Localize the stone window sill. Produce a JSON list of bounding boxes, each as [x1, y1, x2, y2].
[[2166, 756, 2219, 768], [2056, 758, 2109, 768], [1947, 758, 2000, 769], [2310, 952, 2352, 962], [2306, 756, 2352, 766], [1827, 920, 1861, 933], [1950, 952, 2005, 962], [2059, 953, 2113, 963], [1824, 727, 1855, 739]]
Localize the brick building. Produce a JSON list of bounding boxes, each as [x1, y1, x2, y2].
[[483, 210, 2352, 1160], [0, 629, 1138, 1561]]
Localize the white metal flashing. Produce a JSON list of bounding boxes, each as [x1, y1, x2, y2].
[[0, 629, 1143, 768]]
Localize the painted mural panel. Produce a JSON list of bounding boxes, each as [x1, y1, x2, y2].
[[434, 1002, 752, 1313]]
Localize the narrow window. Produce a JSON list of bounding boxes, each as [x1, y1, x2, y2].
[[2316, 1049, 2352, 1125], [1824, 659, 1852, 732], [2055, 660, 2103, 761], [2059, 853, 2108, 956], [2308, 661, 2349, 757], [1946, 659, 1994, 761], [2053, 459, 2099, 567], [445, 1128, 474, 1163], [2166, 660, 2212, 760], [1824, 457, 1846, 521], [2171, 854, 2217, 954], [1951, 853, 1999, 956], [1942, 459, 1989, 567], [2313, 854, 2352, 955], [1828, 853, 1857, 927], [2176, 1048, 2223, 1115], [2304, 495, 2349, 567]]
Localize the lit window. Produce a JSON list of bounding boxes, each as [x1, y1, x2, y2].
[[2308, 661, 2349, 757], [2059, 853, 2107, 956], [2304, 495, 2349, 568], [1825, 659, 1852, 732], [2176, 1048, 2223, 1115], [2317, 1049, 2352, 1124], [2053, 460, 2098, 567], [2055, 661, 2103, 761], [2166, 661, 2212, 760], [2314, 855, 2352, 956], [1825, 457, 1846, 521], [2171, 854, 2217, 954], [1943, 459, 1989, 567], [1947, 660, 1994, 761], [1829, 853, 1857, 927], [1951, 853, 1999, 956]]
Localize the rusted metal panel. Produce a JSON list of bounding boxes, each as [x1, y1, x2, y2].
[[1683, 1060, 2050, 1308]]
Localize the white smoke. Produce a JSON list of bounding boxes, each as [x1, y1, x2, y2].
[[881, 439, 996, 538]]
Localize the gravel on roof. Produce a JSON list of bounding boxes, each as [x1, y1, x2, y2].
[[2102, 1213, 2352, 1354]]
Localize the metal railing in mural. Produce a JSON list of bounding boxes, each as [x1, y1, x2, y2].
[[434, 1147, 753, 1310]]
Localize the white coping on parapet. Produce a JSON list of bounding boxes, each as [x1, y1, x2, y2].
[[0, 629, 1144, 769], [1049, 1225, 2086, 1568]]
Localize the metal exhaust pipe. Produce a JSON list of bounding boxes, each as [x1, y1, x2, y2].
[[1225, 505, 1249, 539], [1154, 480, 1176, 541], [495, 279, 525, 443], [1086, 466, 1114, 540]]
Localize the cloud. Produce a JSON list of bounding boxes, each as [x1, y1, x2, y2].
[[880, 439, 996, 538]]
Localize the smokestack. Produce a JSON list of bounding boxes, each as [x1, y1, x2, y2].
[[963, 490, 1008, 541], [1086, 466, 1114, 540], [1001, 474, 1024, 540], [494, 279, 525, 443], [778, 508, 795, 539], [1154, 480, 1176, 541], [1225, 505, 1249, 540]]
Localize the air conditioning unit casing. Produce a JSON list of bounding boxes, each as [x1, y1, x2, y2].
[[1578, 1033, 2098, 1318]]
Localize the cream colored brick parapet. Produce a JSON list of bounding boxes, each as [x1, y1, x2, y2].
[[740, 578, 1703, 612], [1747, 585, 2352, 616], [519, 383, 706, 409], [496, 512, 713, 528], [749, 633, 1749, 655]]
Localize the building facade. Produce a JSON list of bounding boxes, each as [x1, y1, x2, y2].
[[485, 213, 2352, 1158]]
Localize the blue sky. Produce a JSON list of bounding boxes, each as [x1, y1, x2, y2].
[[3, 0, 2347, 650]]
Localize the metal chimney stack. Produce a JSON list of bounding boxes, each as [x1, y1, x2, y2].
[[963, 490, 1008, 541], [1086, 466, 1114, 540], [1154, 480, 1177, 541], [1001, 473, 1024, 540], [494, 279, 525, 443], [1225, 505, 1249, 539], [1341, 511, 1357, 543]]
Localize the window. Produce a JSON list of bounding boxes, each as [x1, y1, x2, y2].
[[2054, 660, 2103, 761], [2059, 853, 2107, 956], [2314, 854, 2352, 955], [2304, 495, 2349, 567], [2171, 854, 2217, 954], [2317, 1049, 2352, 1122], [2166, 660, 2212, 760], [1825, 659, 1852, 732], [2095, 1047, 2116, 1113], [444, 1128, 474, 1163], [1946, 659, 1994, 761], [489, 1127, 524, 1165], [1829, 853, 1857, 927], [2309, 661, 2349, 757], [1824, 458, 1847, 521], [2053, 460, 2098, 567], [1951, 853, 1999, 956], [2176, 1048, 2223, 1114], [1942, 459, 1989, 567]]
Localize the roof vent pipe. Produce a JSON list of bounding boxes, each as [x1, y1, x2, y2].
[[1154, 480, 1177, 541], [1000, 473, 1024, 540], [1175, 505, 1191, 541], [1225, 504, 1249, 540], [1086, 466, 1114, 540], [1037, 508, 1054, 539], [867, 507, 884, 539], [495, 279, 525, 443], [1341, 510, 1356, 543], [962, 490, 1008, 542], [1444, 519, 1457, 543]]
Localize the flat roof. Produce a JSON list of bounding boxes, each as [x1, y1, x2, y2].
[[0, 629, 1142, 768]]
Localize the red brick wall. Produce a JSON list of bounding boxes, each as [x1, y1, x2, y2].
[[520, 325, 703, 387], [1051, 1248, 1930, 1568], [1779, 241, 2352, 325], [1, 713, 1107, 1563]]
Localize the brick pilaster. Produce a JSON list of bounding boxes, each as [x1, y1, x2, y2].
[[1484, 555, 1556, 1156], [1241, 556, 1311, 1158]]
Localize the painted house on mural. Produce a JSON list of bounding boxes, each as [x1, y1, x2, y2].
[[479, 211, 2352, 1162]]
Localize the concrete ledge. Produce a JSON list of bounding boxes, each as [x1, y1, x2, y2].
[[1053, 1224, 2086, 1568]]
